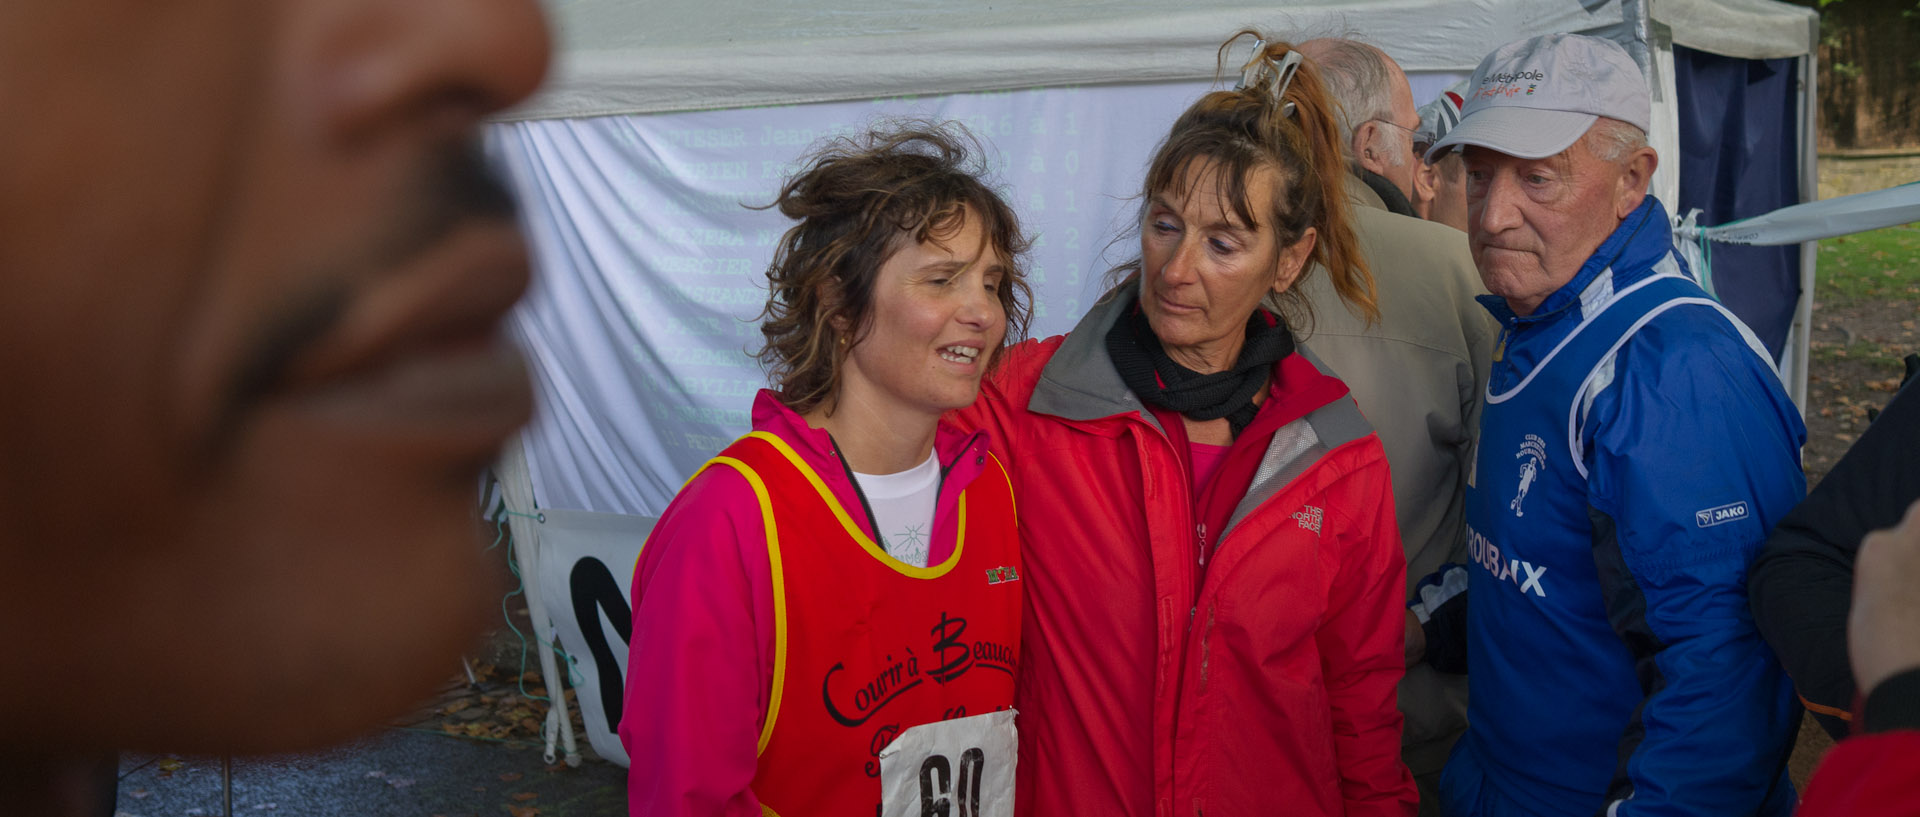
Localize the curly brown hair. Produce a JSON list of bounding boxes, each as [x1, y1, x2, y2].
[[755, 122, 1033, 414], [1111, 31, 1378, 333]]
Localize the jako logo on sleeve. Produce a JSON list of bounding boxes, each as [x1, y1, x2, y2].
[[1694, 501, 1750, 528]]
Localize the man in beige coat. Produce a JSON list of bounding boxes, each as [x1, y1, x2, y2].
[[1297, 38, 1498, 815]]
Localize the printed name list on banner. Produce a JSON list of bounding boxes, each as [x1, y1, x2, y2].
[[492, 81, 1211, 517]]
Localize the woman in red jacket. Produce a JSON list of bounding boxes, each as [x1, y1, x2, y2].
[[949, 33, 1416, 816]]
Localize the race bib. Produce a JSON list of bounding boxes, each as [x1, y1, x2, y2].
[[877, 709, 1016, 817]]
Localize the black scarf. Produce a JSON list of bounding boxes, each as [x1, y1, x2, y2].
[[1105, 297, 1295, 438]]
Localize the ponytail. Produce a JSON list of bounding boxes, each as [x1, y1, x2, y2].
[[1239, 33, 1377, 326]]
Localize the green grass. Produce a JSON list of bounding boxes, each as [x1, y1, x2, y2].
[[1815, 222, 1920, 303], [1809, 338, 1911, 366]]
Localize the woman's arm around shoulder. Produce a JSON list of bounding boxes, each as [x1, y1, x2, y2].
[[943, 336, 1057, 457]]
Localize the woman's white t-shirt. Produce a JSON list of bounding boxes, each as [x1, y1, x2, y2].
[[851, 451, 941, 568]]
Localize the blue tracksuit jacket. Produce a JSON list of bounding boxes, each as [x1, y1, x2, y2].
[[1443, 197, 1806, 817]]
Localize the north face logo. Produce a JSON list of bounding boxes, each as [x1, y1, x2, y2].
[[1292, 505, 1323, 534]]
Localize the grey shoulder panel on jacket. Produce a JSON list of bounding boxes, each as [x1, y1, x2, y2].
[[1027, 281, 1160, 430], [1304, 393, 1374, 451], [1222, 392, 1375, 538]]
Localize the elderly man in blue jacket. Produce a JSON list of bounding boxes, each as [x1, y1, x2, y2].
[[1410, 32, 1806, 817]]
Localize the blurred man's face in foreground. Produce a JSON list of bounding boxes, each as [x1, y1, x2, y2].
[[0, 0, 549, 754]]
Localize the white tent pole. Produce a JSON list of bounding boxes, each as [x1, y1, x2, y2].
[[496, 436, 583, 766], [1791, 39, 1820, 412], [1647, 20, 1684, 212]]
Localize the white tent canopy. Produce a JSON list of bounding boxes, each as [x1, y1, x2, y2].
[[1652, 0, 1818, 61], [507, 0, 1814, 121]]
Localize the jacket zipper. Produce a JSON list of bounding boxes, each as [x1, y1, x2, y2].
[[1190, 528, 1204, 631], [827, 432, 919, 555]]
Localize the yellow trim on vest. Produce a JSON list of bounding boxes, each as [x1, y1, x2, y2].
[[760, 805, 782, 817], [743, 431, 965, 579], [987, 451, 1016, 528], [698, 456, 789, 757]]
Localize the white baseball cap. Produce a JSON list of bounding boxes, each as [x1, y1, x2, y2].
[[1425, 33, 1650, 162]]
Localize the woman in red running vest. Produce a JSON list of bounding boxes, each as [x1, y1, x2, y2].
[[621, 123, 1033, 817]]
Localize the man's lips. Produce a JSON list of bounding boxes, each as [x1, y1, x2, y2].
[[285, 225, 527, 386], [275, 223, 533, 453], [291, 332, 532, 452]]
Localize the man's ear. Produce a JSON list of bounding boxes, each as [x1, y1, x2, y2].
[[1412, 159, 1437, 220], [1615, 146, 1658, 218], [1354, 122, 1387, 177]]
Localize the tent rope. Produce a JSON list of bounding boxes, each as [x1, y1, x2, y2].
[[488, 503, 587, 702]]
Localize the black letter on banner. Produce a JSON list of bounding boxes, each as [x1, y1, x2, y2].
[[570, 557, 634, 734]]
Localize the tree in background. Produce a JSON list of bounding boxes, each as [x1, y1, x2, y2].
[[1799, 0, 1920, 149]]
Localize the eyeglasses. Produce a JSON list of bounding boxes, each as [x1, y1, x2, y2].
[[1368, 117, 1436, 162]]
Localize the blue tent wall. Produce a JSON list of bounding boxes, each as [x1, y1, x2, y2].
[[1674, 46, 1803, 361]]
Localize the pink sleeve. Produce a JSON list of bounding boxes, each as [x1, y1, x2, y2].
[[621, 465, 774, 817], [1317, 450, 1418, 817]]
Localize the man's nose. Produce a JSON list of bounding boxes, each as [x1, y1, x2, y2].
[[308, 0, 552, 143], [1474, 173, 1524, 236]]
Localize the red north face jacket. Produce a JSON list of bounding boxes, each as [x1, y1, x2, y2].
[[1797, 730, 1920, 817], [948, 287, 1415, 817]]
